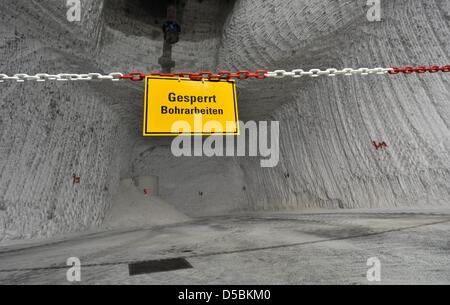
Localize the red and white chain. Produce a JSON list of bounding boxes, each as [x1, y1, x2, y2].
[[1, 65, 449, 83]]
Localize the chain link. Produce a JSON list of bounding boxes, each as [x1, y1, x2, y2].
[[265, 67, 393, 78], [1, 65, 449, 83], [0, 73, 123, 83], [388, 65, 450, 75], [118, 67, 397, 81], [119, 70, 269, 81]]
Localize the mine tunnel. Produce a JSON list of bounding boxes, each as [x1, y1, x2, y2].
[[0, 0, 449, 240], [0, 0, 450, 285]]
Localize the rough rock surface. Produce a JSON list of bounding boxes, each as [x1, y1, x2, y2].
[[102, 178, 189, 229], [0, 0, 135, 240], [219, 0, 450, 210], [0, 0, 449, 241]]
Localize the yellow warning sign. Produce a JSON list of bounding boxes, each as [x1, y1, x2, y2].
[[143, 76, 239, 136]]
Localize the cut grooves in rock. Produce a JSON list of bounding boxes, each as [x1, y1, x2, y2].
[[0, 0, 449, 241]]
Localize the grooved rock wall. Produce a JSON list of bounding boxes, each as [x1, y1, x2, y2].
[[219, 0, 450, 210], [0, 83, 126, 240], [0, 0, 449, 241], [0, 0, 132, 241], [0, 0, 235, 240]]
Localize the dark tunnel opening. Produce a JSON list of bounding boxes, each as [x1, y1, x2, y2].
[[104, 0, 236, 41], [128, 0, 178, 18], [123, 0, 188, 20], [105, 0, 187, 26]]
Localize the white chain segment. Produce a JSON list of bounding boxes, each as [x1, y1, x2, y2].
[[265, 67, 393, 78], [0, 68, 395, 83], [0, 73, 124, 83]]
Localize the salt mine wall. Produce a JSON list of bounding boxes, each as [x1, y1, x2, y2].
[[0, 0, 132, 241], [0, 83, 128, 240], [0, 0, 450, 241], [0, 0, 239, 240], [218, 0, 450, 210], [131, 145, 247, 216]]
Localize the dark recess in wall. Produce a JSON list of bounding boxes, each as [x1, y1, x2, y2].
[[105, 0, 187, 23], [104, 0, 236, 41], [123, 0, 187, 20], [104, 0, 187, 39]]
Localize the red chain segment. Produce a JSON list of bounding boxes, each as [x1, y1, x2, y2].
[[389, 65, 450, 75], [120, 70, 268, 81]]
